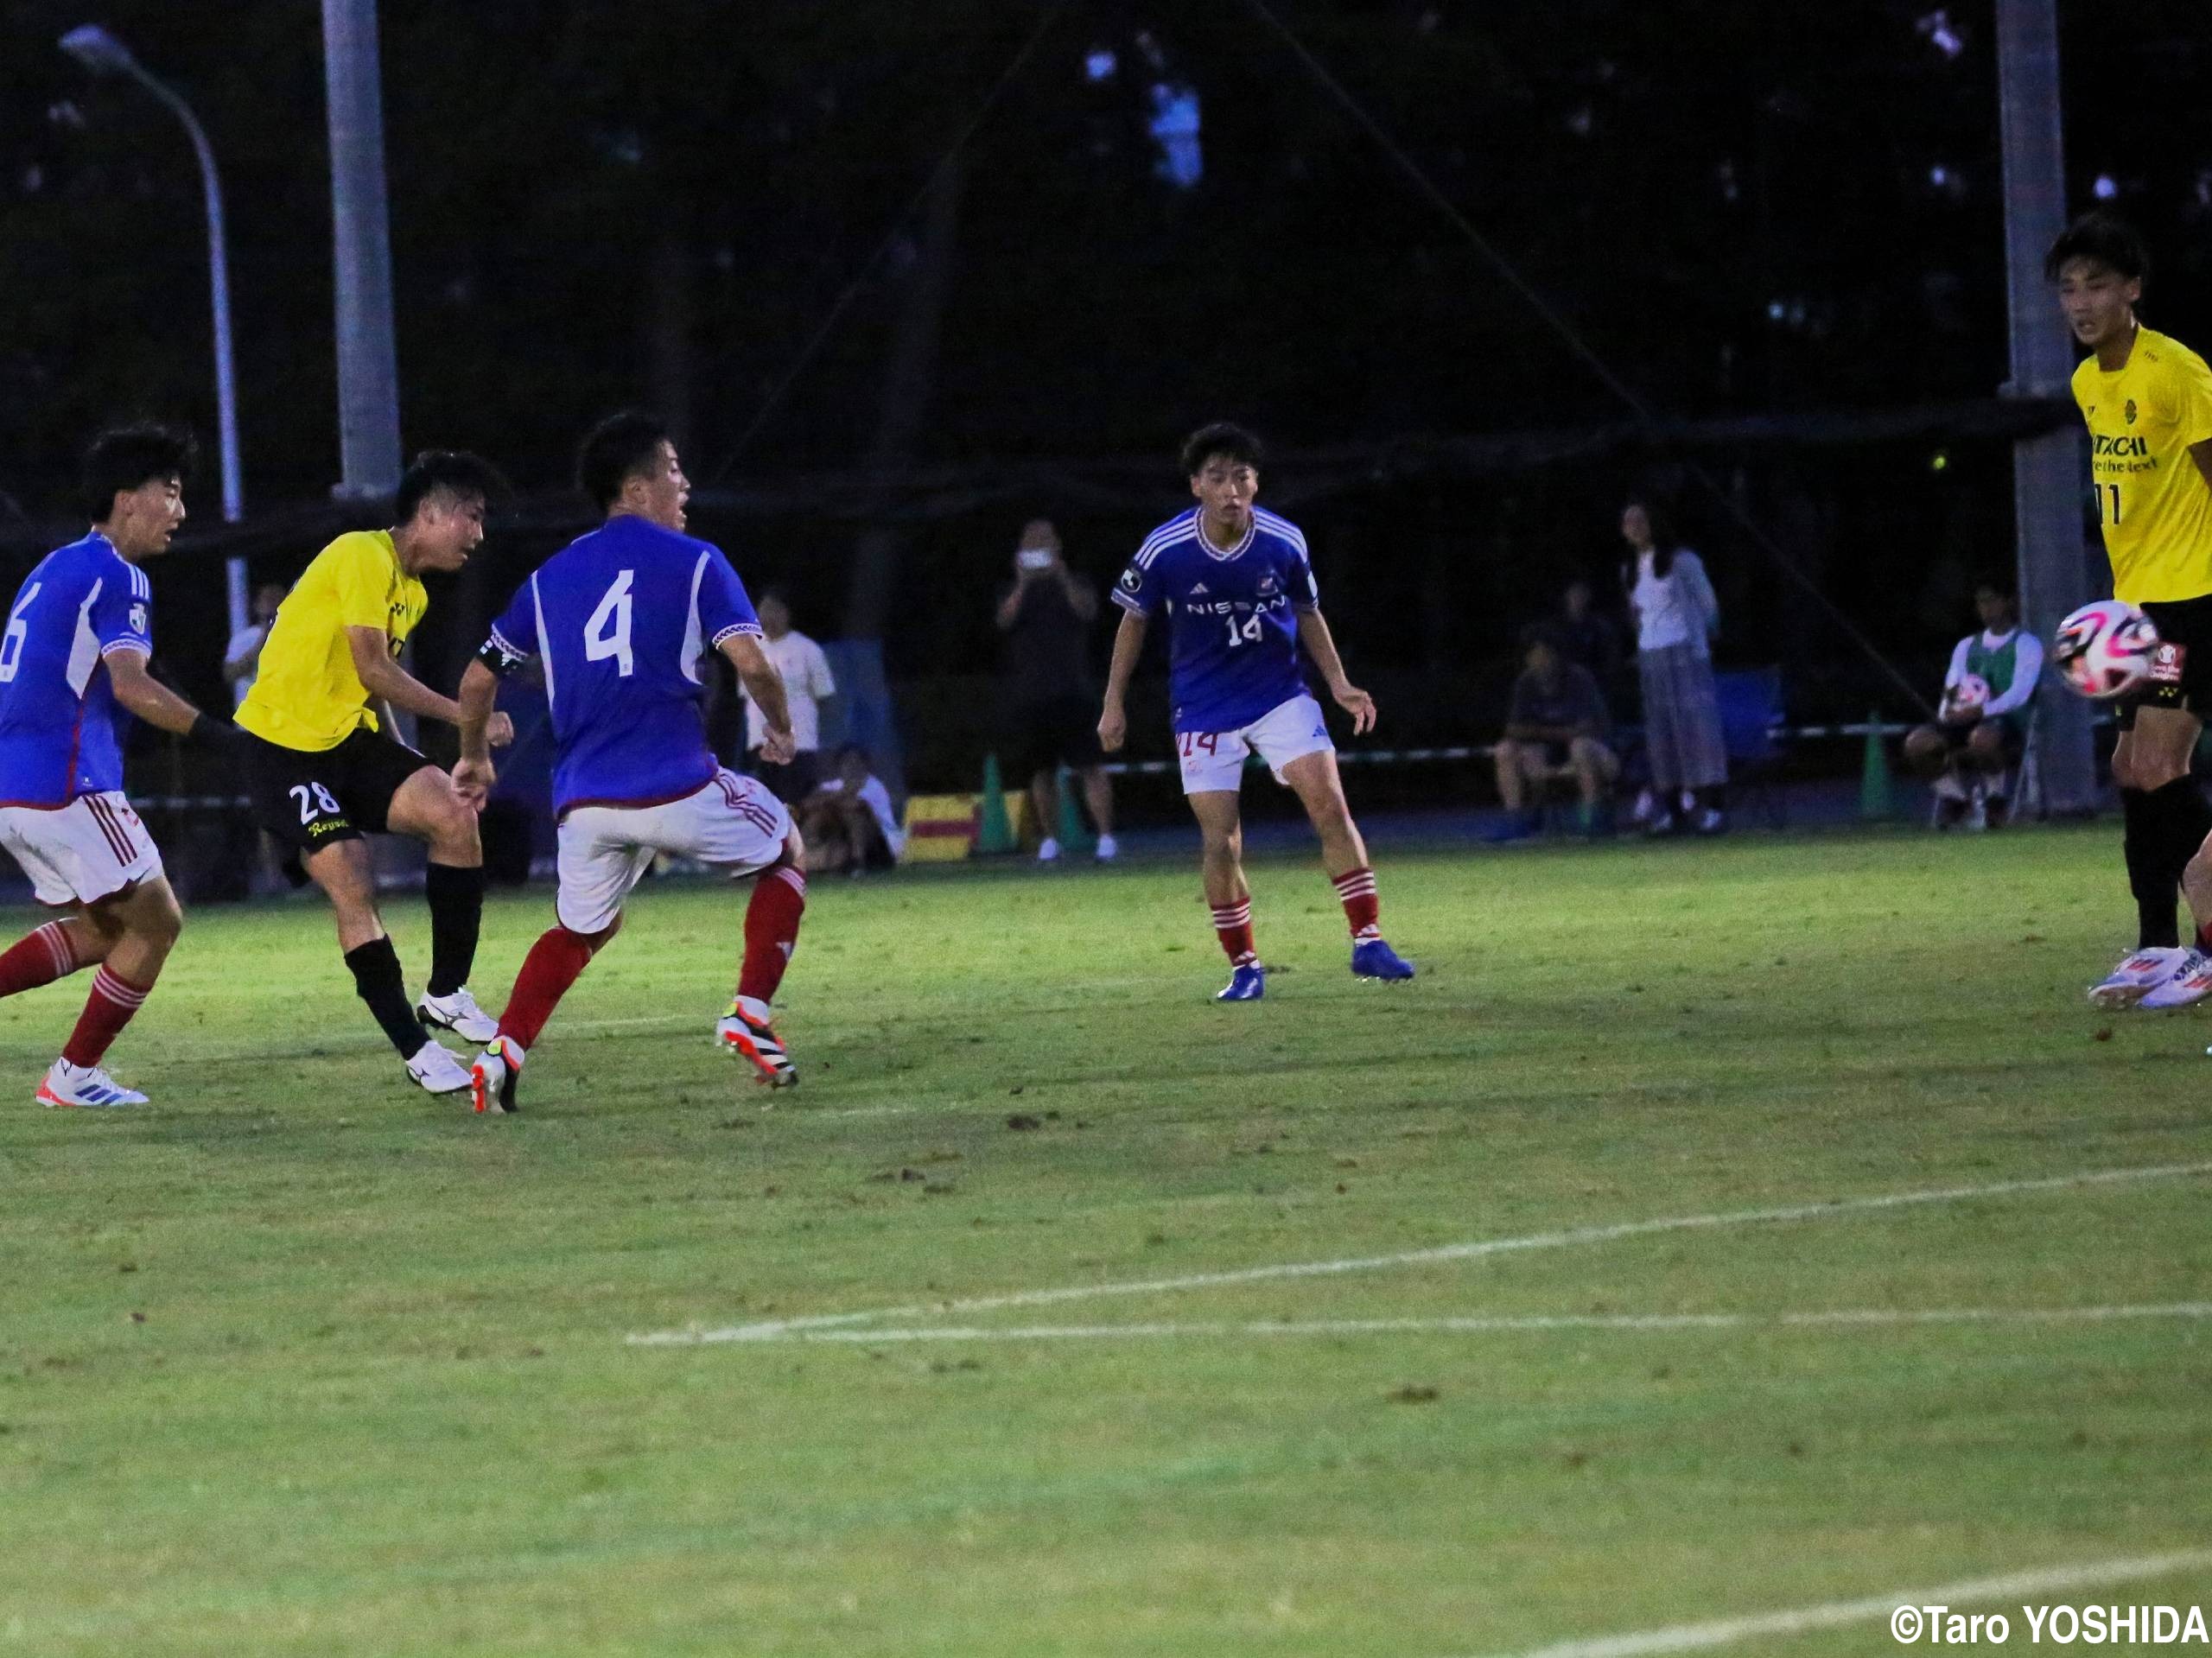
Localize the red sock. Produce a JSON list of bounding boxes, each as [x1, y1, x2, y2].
[[61, 965, 150, 1069], [1211, 899, 1256, 966], [0, 921, 83, 999], [2199, 924, 2212, 956], [498, 926, 599, 1051], [1332, 866, 1381, 941], [737, 865, 807, 1006]]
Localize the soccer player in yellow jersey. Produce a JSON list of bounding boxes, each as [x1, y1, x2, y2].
[[237, 452, 515, 1092], [2048, 214, 2212, 1008]]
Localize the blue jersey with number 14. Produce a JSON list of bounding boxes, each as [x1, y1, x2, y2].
[[1111, 506, 1320, 734], [486, 514, 761, 815]]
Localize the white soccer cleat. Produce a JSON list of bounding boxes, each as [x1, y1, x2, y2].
[[469, 1035, 524, 1115], [2087, 946, 2190, 1009], [1094, 833, 1119, 862], [405, 1041, 473, 1095], [2138, 949, 2212, 1011], [1036, 836, 1061, 864], [36, 1059, 147, 1109], [419, 987, 499, 1043]]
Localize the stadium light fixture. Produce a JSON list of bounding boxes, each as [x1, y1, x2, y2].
[[60, 23, 249, 637]]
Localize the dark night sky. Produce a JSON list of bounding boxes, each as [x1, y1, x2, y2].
[[2, 1, 2209, 737]]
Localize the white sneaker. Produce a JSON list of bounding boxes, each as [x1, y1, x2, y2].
[[419, 987, 498, 1043], [2087, 946, 2190, 1009], [469, 1035, 524, 1115], [1094, 833, 1119, 862], [1036, 837, 1061, 864], [405, 1041, 473, 1095], [36, 1059, 147, 1109], [2139, 949, 2212, 1011]]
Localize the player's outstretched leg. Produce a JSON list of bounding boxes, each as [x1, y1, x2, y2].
[[36, 879, 180, 1109], [470, 918, 616, 1115], [389, 768, 497, 1043], [0, 917, 99, 1002], [721, 859, 805, 1086], [1190, 791, 1262, 1001], [307, 841, 468, 1094], [1280, 751, 1414, 981]]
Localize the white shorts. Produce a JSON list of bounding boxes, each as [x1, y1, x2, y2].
[[0, 791, 163, 907], [556, 769, 791, 934], [1176, 694, 1336, 795]]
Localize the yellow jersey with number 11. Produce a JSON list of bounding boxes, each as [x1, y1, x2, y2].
[[2070, 325, 2212, 605]]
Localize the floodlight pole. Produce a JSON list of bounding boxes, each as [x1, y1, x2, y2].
[[60, 26, 248, 638], [1996, 0, 2094, 815], [321, 0, 403, 499]]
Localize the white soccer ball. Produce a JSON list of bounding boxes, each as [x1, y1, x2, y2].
[[2055, 599, 2160, 701], [1948, 673, 1992, 715]]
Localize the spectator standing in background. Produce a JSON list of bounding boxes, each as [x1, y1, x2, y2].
[[221, 581, 287, 708], [1623, 499, 1727, 836], [1554, 575, 1624, 702], [742, 589, 836, 803], [996, 518, 1117, 862]]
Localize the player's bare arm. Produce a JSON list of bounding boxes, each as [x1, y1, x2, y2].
[[1097, 609, 1148, 753], [1294, 607, 1376, 735], [452, 659, 501, 805], [721, 633, 795, 764], [105, 649, 215, 739], [343, 625, 513, 746]]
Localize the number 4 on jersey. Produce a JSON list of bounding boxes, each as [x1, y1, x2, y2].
[[584, 569, 635, 677]]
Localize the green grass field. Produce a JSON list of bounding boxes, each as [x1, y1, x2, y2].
[[3, 825, 2208, 1656]]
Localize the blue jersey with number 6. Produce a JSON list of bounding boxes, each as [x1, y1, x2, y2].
[[0, 532, 155, 806], [486, 514, 761, 814], [1110, 506, 1320, 734]]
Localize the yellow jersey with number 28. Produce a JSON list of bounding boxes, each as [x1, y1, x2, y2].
[[2070, 325, 2212, 605]]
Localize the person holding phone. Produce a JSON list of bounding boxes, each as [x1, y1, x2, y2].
[[995, 518, 1116, 861]]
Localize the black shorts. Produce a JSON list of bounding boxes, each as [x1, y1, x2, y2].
[[1009, 695, 1101, 778], [2119, 593, 2212, 730], [245, 727, 435, 854]]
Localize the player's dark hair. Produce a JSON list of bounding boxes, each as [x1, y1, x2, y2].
[[393, 449, 508, 526], [81, 422, 195, 523], [1180, 422, 1264, 479], [577, 410, 672, 510], [2044, 213, 2149, 286]]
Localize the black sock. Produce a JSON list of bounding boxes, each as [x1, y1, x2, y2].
[[345, 937, 430, 1059], [2122, 788, 2179, 949], [423, 862, 485, 998], [2148, 775, 2212, 935]]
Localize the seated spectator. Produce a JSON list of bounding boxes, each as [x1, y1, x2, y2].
[[1904, 581, 2043, 830], [1490, 626, 1618, 841], [1555, 575, 1624, 701], [798, 745, 906, 875]]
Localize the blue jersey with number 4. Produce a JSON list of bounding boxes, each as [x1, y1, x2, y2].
[[1111, 506, 1320, 734], [486, 515, 761, 814], [0, 532, 154, 806]]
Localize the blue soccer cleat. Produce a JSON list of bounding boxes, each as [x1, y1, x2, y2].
[[1351, 938, 1416, 981], [1216, 963, 1266, 1001]]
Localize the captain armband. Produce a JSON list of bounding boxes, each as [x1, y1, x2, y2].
[[475, 633, 531, 677]]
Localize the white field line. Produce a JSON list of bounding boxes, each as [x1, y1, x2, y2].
[[1464, 1547, 2212, 1658], [626, 1159, 2212, 1347], [695, 1303, 2212, 1345]]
